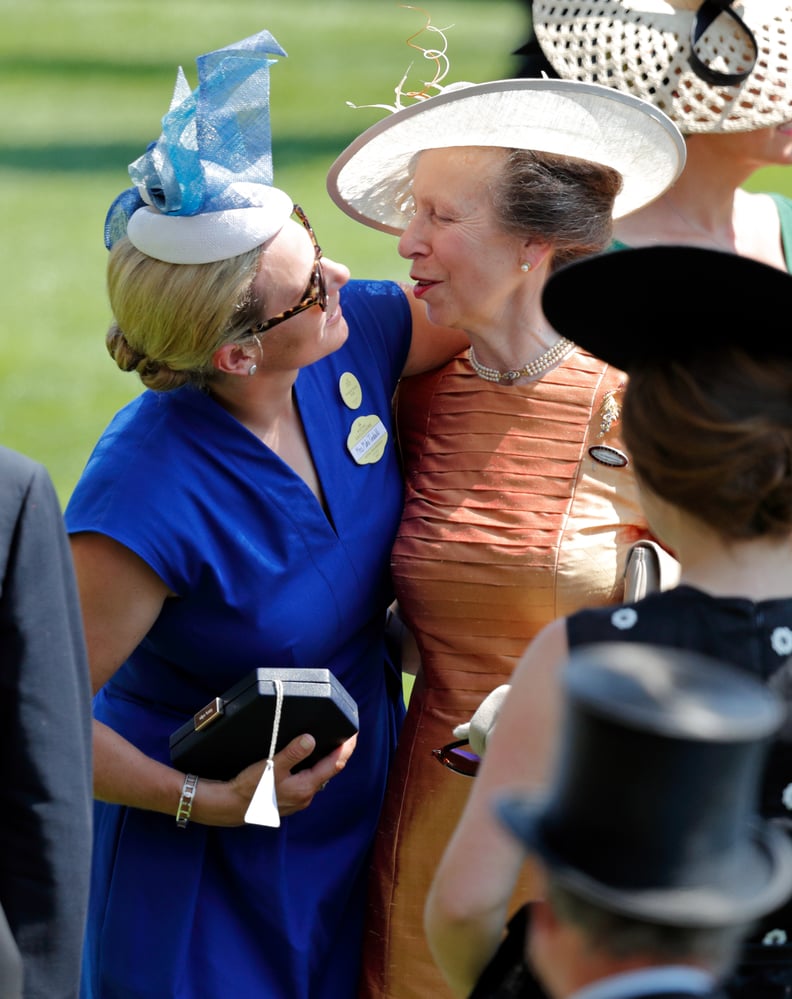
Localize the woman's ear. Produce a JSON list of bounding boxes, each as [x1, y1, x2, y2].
[[212, 341, 256, 376], [522, 240, 553, 273]]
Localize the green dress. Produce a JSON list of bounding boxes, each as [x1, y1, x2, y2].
[[610, 193, 792, 271]]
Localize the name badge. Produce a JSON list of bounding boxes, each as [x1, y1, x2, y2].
[[347, 415, 388, 465]]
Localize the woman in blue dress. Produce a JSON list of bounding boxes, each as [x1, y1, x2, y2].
[[66, 30, 466, 999]]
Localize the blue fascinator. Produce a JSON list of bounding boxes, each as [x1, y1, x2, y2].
[[104, 29, 293, 264]]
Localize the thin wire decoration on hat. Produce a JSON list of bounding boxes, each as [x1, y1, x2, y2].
[[326, 9, 686, 233], [531, 0, 792, 135], [345, 5, 458, 114]]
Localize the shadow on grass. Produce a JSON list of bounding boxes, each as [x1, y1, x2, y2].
[[0, 55, 192, 81], [0, 135, 361, 174]]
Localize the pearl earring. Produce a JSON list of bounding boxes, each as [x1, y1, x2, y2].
[[248, 363, 258, 376], [520, 262, 531, 273]]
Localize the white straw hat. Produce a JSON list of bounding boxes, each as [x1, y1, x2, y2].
[[532, 0, 792, 135], [326, 78, 686, 234]]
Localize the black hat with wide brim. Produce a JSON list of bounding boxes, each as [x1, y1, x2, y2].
[[496, 642, 792, 926], [541, 245, 792, 372]]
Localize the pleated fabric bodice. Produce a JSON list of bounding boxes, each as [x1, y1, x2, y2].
[[358, 347, 651, 999]]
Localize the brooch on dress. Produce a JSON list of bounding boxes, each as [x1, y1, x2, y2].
[[589, 388, 629, 467]]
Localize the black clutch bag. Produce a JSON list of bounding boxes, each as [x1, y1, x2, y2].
[[169, 667, 359, 779]]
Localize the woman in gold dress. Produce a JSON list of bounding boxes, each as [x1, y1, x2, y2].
[[327, 67, 685, 999]]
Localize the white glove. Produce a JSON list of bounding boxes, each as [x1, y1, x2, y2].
[[452, 684, 511, 758]]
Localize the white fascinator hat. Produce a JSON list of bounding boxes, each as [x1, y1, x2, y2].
[[104, 29, 293, 265]]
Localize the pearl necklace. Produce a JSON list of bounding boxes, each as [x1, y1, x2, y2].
[[468, 337, 575, 385]]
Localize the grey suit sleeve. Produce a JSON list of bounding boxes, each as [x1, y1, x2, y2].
[[0, 449, 93, 999]]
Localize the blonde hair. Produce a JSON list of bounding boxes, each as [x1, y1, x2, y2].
[[105, 237, 263, 391]]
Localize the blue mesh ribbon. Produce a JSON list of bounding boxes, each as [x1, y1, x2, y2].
[[105, 29, 287, 248]]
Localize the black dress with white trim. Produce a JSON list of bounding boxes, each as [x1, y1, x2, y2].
[[567, 584, 792, 997]]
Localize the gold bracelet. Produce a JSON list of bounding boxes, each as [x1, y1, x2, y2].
[[176, 773, 199, 829]]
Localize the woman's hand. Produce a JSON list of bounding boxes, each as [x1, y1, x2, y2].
[[71, 531, 360, 828], [203, 732, 359, 825]]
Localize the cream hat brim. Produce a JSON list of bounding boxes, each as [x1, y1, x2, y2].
[[327, 78, 686, 234], [126, 187, 294, 264], [533, 0, 792, 134]]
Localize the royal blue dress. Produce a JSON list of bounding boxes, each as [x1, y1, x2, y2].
[[66, 280, 411, 999]]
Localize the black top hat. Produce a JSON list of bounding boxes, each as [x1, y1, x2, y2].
[[496, 643, 792, 926], [540, 245, 792, 372]]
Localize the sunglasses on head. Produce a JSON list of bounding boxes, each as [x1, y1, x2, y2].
[[250, 204, 327, 335], [432, 738, 480, 777]]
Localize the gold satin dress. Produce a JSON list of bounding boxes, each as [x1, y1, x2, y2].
[[358, 348, 650, 999]]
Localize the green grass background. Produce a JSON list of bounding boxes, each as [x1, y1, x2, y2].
[[0, 0, 521, 503], [2, 0, 791, 505]]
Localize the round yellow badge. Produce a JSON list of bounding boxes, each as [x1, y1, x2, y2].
[[339, 372, 362, 411]]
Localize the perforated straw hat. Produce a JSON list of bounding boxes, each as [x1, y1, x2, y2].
[[532, 0, 792, 135], [326, 77, 686, 234]]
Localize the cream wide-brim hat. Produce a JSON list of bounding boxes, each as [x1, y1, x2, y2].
[[326, 78, 686, 234], [533, 0, 792, 135]]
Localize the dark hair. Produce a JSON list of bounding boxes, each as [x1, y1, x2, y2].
[[491, 149, 623, 270], [546, 876, 750, 974], [623, 348, 792, 539]]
